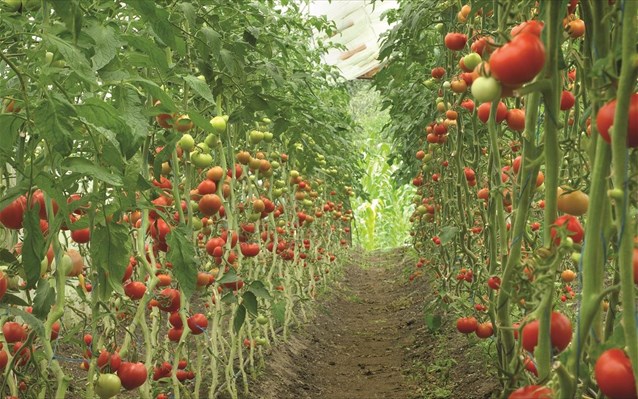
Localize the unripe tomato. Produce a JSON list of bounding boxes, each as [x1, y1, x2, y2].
[[471, 77, 501, 103], [95, 373, 121, 399]]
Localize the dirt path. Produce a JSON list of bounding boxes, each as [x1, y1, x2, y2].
[[241, 248, 498, 399]]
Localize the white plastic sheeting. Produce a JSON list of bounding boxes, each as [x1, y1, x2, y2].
[[308, 0, 398, 80]]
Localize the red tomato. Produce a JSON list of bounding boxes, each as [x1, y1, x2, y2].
[[477, 101, 508, 123], [431, 67, 445, 79], [117, 361, 148, 390], [511, 20, 545, 38], [633, 248, 638, 285], [240, 242, 260, 257], [560, 90, 576, 110], [508, 385, 552, 399], [488, 276, 501, 290], [594, 348, 637, 399], [2, 322, 26, 343], [596, 93, 638, 148], [456, 317, 478, 334], [471, 36, 495, 56], [168, 327, 183, 342], [0, 195, 27, 230], [124, 281, 146, 300], [71, 228, 91, 244], [0, 271, 7, 302], [31, 190, 58, 219], [444, 33, 467, 51], [197, 179, 217, 195], [489, 33, 545, 87], [521, 311, 572, 353], [157, 288, 180, 312], [187, 313, 209, 335], [12, 342, 30, 366], [0, 350, 7, 370], [551, 215, 584, 244]]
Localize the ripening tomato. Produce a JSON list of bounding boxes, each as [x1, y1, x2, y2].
[[596, 93, 638, 148], [508, 385, 552, 399], [0, 195, 27, 230], [594, 348, 637, 399], [565, 17, 585, 39], [489, 33, 545, 87], [521, 311, 572, 353], [633, 248, 638, 285], [551, 215, 584, 244], [444, 33, 467, 51], [506, 109, 526, 132], [117, 362, 147, 390], [557, 187, 589, 216], [198, 194, 222, 216], [475, 322, 493, 338]]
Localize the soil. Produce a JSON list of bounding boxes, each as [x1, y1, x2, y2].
[[240, 247, 500, 399]]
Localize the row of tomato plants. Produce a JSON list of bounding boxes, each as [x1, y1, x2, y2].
[[379, 0, 637, 398], [0, 1, 360, 398]]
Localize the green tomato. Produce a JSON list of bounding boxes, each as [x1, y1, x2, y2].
[[45, 51, 54, 65], [435, 23, 445, 33], [3, 0, 22, 11], [53, 254, 72, 276], [204, 133, 218, 148], [463, 52, 482, 71], [272, 188, 283, 198], [249, 130, 264, 145], [195, 142, 210, 153], [471, 76, 502, 103], [95, 373, 121, 399], [191, 217, 203, 230], [255, 337, 268, 346], [270, 161, 280, 170], [423, 79, 438, 90], [263, 132, 274, 143], [191, 152, 213, 168], [210, 116, 226, 133], [178, 134, 195, 151], [248, 213, 261, 222], [262, 117, 272, 124], [256, 314, 269, 325]]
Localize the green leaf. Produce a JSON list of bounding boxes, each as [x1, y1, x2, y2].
[[221, 292, 238, 304], [439, 226, 459, 245], [33, 278, 56, 320], [123, 35, 169, 73], [183, 75, 215, 104], [90, 223, 131, 300], [242, 291, 258, 316], [86, 22, 123, 70], [44, 33, 96, 85], [187, 110, 215, 134], [128, 78, 176, 111], [0, 293, 29, 307], [61, 157, 123, 186], [166, 225, 197, 300], [0, 249, 19, 266], [49, 0, 82, 42], [34, 95, 75, 155], [22, 207, 45, 290], [0, 114, 23, 163], [424, 313, 442, 333], [233, 304, 246, 333], [127, 0, 186, 55], [216, 269, 239, 285], [77, 98, 137, 158], [248, 280, 271, 300]]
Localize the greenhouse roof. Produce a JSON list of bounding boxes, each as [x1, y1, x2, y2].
[[308, 0, 398, 80]]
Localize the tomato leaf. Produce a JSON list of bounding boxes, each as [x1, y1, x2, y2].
[[61, 157, 123, 187], [242, 291, 258, 316], [127, 0, 186, 56], [0, 293, 29, 307], [166, 225, 198, 300], [123, 35, 169, 74], [187, 110, 215, 133], [22, 207, 45, 290], [248, 281, 271, 300], [424, 313, 442, 333], [221, 292, 238, 304], [216, 269, 239, 285], [34, 95, 76, 156], [0, 249, 19, 266], [86, 21, 122, 71], [33, 278, 56, 320], [0, 114, 23, 165], [233, 304, 246, 333], [43, 33, 97, 85], [183, 75, 215, 104], [90, 223, 131, 300], [439, 226, 459, 245]]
